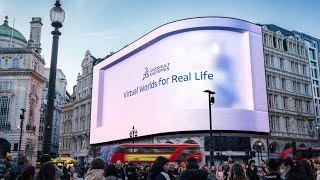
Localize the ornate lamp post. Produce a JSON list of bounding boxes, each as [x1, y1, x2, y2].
[[43, 0, 65, 154], [129, 126, 138, 144], [204, 90, 215, 166]]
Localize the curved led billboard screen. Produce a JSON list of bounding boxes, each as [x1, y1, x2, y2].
[[90, 17, 269, 144]]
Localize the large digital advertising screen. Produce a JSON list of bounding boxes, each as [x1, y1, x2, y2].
[[90, 17, 269, 144]]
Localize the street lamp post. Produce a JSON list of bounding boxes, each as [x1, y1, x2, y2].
[[129, 126, 138, 144], [19, 109, 26, 152], [43, 0, 65, 155], [204, 90, 215, 166]]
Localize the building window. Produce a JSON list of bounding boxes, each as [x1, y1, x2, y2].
[[295, 63, 299, 74], [270, 115, 274, 131], [0, 96, 11, 128], [291, 61, 295, 72], [302, 65, 306, 75], [268, 94, 272, 108], [293, 81, 296, 92], [297, 82, 300, 93], [267, 75, 271, 87], [280, 58, 284, 70], [285, 117, 290, 132], [297, 119, 304, 133], [272, 76, 276, 88], [306, 101, 310, 113], [265, 54, 269, 66], [304, 84, 308, 94], [309, 49, 315, 60], [283, 97, 287, 109], [281, 78, 286, 90], [34, 62, 37, 71], [12, 58, 19, 68], [273, 95, 278, 107], [29, 99, 35, 125]]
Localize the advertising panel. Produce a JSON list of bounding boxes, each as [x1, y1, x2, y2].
[[91, 17, 269, 144]]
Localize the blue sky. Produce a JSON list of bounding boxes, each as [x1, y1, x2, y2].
[[1, 0, 319, 92]]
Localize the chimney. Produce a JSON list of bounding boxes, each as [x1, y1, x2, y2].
[[29, 17, 43, 53]]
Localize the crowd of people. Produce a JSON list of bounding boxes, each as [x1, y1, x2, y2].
[[2, 153, 320, 180]]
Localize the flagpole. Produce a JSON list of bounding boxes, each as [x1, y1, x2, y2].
[[10, 18, 15, 47]]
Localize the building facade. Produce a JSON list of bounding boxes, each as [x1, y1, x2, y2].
[[0, 17, 46, 163], [293, 31, 320, 127], [59, 50, 94, 165], [37, 68, 67, 158], [258, 25, 317, 157]]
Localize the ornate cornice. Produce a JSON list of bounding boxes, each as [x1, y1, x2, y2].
[[0, 69, 46, 83]]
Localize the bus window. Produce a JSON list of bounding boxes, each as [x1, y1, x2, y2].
[[154, 147, 176, 153]]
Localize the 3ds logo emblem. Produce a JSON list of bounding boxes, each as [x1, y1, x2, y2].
[[142, 67, 149, 81]]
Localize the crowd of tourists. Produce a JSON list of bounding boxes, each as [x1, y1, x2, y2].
[[2, 153, 320, 180]]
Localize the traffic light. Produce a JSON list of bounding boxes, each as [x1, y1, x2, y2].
[[269, 144, 275, 153], [292, 142, 297, 156]]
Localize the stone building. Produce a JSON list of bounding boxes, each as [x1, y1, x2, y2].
[[0, 16, 46, 163]]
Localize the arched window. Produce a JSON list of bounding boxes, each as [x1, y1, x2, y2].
[[270, 142, 280, 152], [253, 141, 265, 152], [284, 143, 292, 150], [12, 58, 19, 68], [0, 96, 11, 129]]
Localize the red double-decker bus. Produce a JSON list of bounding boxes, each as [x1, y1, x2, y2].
[[281, 147, 320, 160], [110, 144, 202, 163]]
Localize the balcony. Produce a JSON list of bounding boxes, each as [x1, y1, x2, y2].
[[26, 124, 36, 132], [0, 123, 11, 130]]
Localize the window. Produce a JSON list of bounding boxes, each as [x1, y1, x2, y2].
[[297, 82, 300, 93], [291, 62, 295, 72], [280, 58, 284, 70], [281, 78, 286, 90], [265, 54, 269, 66], [273, 95, 278, 107], [283, 97, 287, 109], [29, 99, 35, 125], [0, 96, 11, 128], [285, 117, 290, 132], [33, 62, 37, 71], [268, 94, 272, 108], [293, 81, 296, 92], [267, 75, 271, 87], [306, 101, 310, 113], [294, 99, 298, 109], [295, 63, 299, 74], [297, 119, 304, 133], [304, 84, 308, 94], [270, 55, 274, 67], [302, 65, 306, 75], [270, 115, 274, 131], [309, 49, 315, 60], [12, 58, 19, 68], [272, 76, 276, 88]]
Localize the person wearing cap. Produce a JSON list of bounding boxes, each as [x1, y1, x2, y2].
[[3, 153, 13, 172], [33, 154, 63, 180]]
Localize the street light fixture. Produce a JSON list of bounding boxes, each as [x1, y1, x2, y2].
[[203, 90, 215, 166], [43, 0, 65, 155], [129, 126, 138, 144]]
